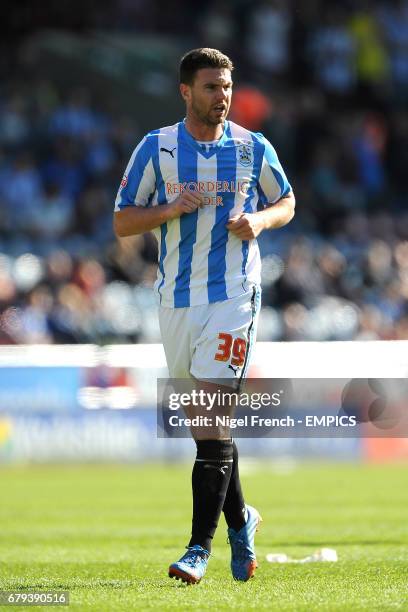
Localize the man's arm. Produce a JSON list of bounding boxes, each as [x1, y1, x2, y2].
[[114, 191, 204, 237], [226, 191, 295, 240]]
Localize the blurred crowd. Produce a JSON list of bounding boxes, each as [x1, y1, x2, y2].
[[0, 0, 407, 343]]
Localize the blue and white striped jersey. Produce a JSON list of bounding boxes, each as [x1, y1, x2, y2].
[[115, 120, 292, 308]]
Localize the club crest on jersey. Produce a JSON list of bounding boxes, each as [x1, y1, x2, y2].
[[120, 174, 128, 188], [237, 143, 254, 167]]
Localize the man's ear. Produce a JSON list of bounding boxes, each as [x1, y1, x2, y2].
[[180, 83, 190, 103]]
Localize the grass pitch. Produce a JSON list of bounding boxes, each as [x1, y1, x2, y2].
[[0, 461, 407, 611]]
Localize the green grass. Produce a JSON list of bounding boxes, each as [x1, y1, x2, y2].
[[0, 462, 407, 611]]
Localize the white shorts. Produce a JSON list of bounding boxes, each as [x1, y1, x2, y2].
[[159, 286, 261, 384]]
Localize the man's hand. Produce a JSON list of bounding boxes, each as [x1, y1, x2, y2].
[[226, 194, 295, 240], [226, 213, 265, 240], [169, 191, 204, 219], [114, 191, 204, 237]]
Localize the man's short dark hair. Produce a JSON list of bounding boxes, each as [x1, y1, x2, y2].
[[180, 48, 234, 85]]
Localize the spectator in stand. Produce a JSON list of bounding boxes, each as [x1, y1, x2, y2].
[[49, 89, 97, 140], [0, 94, 30, 148], [309, 6, 356, 96], [0, 153, 43, 232], [246, 0, 291, 79], [349, 0, 390, 99], [42, 137, 87, 200], [378, 0, 408, 102], [24, 183, 74, 243]]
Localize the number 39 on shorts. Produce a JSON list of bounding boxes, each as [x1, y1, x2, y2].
[[214, 333, 247, 367]]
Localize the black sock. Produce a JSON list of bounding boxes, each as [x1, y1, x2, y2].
[[223, 440, 246, 532], [188, 439, 233, 553]]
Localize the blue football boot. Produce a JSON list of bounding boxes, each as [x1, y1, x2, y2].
[[168, 545, 210, 584], [227, 505, 262, 581]]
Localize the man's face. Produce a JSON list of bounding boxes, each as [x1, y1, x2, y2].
[[181, 68, 233, 127]]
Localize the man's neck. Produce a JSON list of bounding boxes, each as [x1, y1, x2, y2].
[[184, 116, 224, 142]]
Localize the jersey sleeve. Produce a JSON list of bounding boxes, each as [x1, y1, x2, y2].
[[257, 136, 292, 206], [114, 136, 156, 211]]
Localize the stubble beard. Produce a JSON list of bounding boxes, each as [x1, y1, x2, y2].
[[192, 101, 226, 127]]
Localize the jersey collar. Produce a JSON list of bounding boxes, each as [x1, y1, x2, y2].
[[180, 119, 229, 158]]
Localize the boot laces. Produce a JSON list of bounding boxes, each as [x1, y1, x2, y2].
[[182, 547, 209, 567]]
